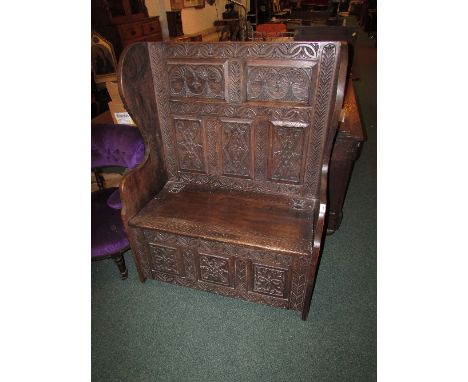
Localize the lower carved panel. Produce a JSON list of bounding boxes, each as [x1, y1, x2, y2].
[[136, 228, 312, 312], [198, 253, 231, 286], [149, 243, 180, 275], [252, 264, 287, 298]]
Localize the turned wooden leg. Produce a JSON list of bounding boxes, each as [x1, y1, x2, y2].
[[113, 252, 128, 280]]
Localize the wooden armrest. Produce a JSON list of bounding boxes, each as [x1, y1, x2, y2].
[[302, 41, 348, 320], [313, 165, 328, 251], [120, 151, 166, 230], [117, 42, 168, 230]]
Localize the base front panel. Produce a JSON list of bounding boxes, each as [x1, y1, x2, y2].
[[130, 228, 313, 312]]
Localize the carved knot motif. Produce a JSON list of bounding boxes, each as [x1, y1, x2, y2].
[[222, 123, 251, 177], [253, 265, 286, 297], [150, 244, 179, 275], [247, 67, 311, 102], [169, 65, 224, 99], [199, 255, 230, 285], [270, 126, 305, 183], [175, 119, 205, 172]]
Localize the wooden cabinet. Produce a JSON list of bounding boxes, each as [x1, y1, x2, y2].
[[117, 17, 162, 47], [92, 0, 162, 58]]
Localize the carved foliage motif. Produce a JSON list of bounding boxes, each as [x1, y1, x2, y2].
[[229, 60, 242, 103], [247, 67, 311, 103], [176, 172, 303, 201], [149, 243, 180, 275], [289, 256, 309, 310], [164, 42, 319, 60], [174, 118, 206, 173], [199, 254, 230, 286], [169, 100, 311, 123], [304, 43, 337, 195], [270, 126, 305, 183], [222, 122, 252, 178], [168, 64, 225, 99], [182, 250, 196, 280], [255, 121, 268, 180], [253, 265, 287, 297], [149, 44, 178, 176], [206, 119, 219, 175], [236, 259, 247, 291]]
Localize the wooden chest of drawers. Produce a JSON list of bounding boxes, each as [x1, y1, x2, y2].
[[117, 16, 162, 48]]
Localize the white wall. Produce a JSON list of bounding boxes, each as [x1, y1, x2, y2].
[[177, 0, 228, 35], [145, 0, 251, 38]]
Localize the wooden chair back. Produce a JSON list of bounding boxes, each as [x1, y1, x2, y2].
[[118, 41, 347, 204]]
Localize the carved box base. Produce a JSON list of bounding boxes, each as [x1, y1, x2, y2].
[[127, 184, 316, 315], [129, 228, 312, 313]]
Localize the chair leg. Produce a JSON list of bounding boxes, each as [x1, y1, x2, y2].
[[113, 252, 128, 280]]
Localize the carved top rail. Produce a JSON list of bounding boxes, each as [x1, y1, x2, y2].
[[119, 41, 346, 201]]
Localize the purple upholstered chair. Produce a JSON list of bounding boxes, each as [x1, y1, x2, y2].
[[91, 123, 145, 279]]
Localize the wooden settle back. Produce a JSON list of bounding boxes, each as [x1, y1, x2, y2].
[[119, 41, 347, 204]]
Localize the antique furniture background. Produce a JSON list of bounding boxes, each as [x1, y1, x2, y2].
[[92, 32, 118, 84], [294, 25, 358, 80], [92, 0, 162, 59], [328, 78, 363, 232], [91, 123, 145, 279], [184, 0, 205, 8], [170, 0, 185, 10], [253, 23, 293, 41], [166, 11, 184, 38], [117, 40, 348, 319]]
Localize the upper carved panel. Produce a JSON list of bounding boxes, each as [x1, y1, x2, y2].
[[247, 67, 312, 103], [269, 124, 307, 184], [168, 64, 225, 100], [221, 121, 252, 178], [165, 42, 320, 60], [174, 118, 206, 173], [146, 41, 341, 199]]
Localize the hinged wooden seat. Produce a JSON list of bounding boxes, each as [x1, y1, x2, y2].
[[129, 182, 316, 256], [117, 41, 348, 319]]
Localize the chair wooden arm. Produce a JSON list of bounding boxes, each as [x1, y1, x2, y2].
[[117, 42, 168, 230], [302, 42, 348, 320], [120, 151, 166, 230]]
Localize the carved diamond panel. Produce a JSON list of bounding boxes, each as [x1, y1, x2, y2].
[[247, 66, 312, 103], [253, 264, 287, 298], [269, 124, 306, 184], [199, 254, 230, 286], [174, 118, 206, 173], [221, 121, 252, 178], [149, 243, 180, 275], [168, 64, 225, 100]]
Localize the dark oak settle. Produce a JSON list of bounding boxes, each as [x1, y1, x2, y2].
[[117, 41, 348, 319]]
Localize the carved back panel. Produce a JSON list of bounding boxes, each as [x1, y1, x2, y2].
[[143, 41, 344, 200]]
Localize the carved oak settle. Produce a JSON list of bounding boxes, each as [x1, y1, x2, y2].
[[117, 41, 347, 320]]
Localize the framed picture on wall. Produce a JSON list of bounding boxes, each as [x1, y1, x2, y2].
[[91, 32, 118, 84], [170, 0, 184, 10], [183, 0, 205, 8]]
